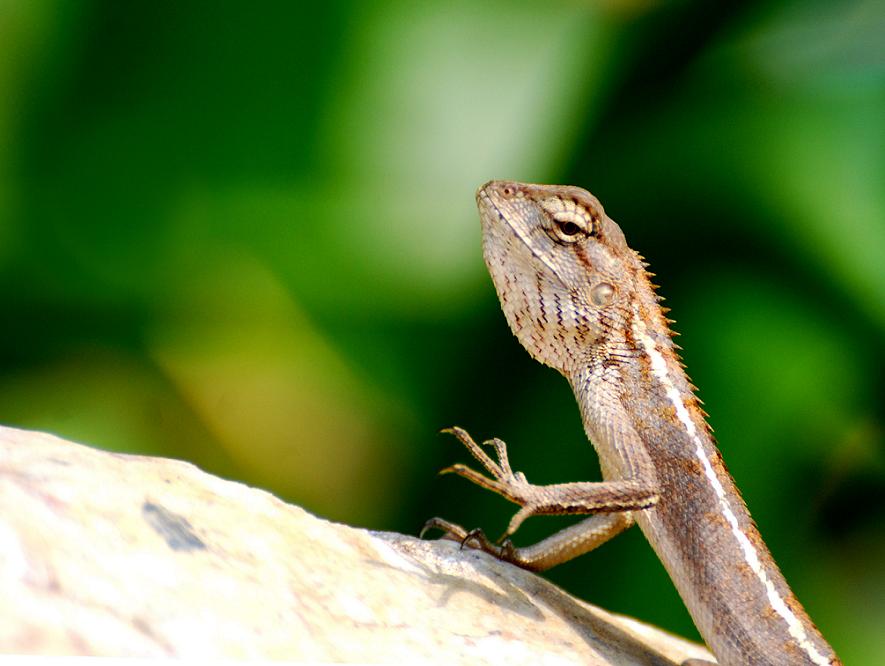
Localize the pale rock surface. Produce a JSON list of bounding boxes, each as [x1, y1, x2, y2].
[[0, 425, 714, 663]]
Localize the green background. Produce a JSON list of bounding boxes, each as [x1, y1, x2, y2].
[[1, 1, 882, 662]]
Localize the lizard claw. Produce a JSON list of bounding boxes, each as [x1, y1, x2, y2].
[[421, 518, 515, 562], [420, 517, 468, 541], [460, 527, 514, 561]]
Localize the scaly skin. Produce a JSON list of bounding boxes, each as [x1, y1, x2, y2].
[[424, 181, 840, 666]]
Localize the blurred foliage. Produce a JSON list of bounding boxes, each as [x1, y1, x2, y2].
[[1, 0, 882, 662]]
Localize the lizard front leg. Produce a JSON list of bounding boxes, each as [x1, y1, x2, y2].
[[422, 427, 658, 571]]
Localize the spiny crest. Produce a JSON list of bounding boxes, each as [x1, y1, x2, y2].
[[638, 256, 712, 430]]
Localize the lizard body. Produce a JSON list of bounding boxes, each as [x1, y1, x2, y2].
[[425, 181, 840, 666]]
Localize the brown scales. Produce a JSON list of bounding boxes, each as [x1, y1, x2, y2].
[[424, 181, 840, 665]]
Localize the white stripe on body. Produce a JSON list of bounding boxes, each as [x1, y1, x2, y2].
[[631, 307, 829, 666]]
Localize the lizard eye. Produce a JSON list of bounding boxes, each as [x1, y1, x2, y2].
[[558, 220, 581, 236], [551, 212, 590, 243]]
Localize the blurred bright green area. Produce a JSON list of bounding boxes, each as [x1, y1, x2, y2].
[[1, 0, 882, 661]]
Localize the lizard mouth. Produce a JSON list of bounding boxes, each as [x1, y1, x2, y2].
[[476, 184, 566, 287]]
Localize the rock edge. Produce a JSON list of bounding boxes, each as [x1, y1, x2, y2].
[[0, 425, 713, 663]]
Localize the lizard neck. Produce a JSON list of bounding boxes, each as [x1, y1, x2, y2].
[[567, 292, 708, 477]]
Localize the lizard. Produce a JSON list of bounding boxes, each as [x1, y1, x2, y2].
[[423, 181, 841, 666]]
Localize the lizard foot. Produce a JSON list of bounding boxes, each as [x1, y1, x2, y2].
[[421, 517, 519, 562]]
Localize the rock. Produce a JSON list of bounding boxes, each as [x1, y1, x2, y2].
[[0, 425, 714, 663]]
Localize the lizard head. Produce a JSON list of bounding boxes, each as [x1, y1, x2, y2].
[[475, 180, 650, 374]]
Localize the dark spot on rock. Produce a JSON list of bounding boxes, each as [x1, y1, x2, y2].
[[142, 501, 206, 552]]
